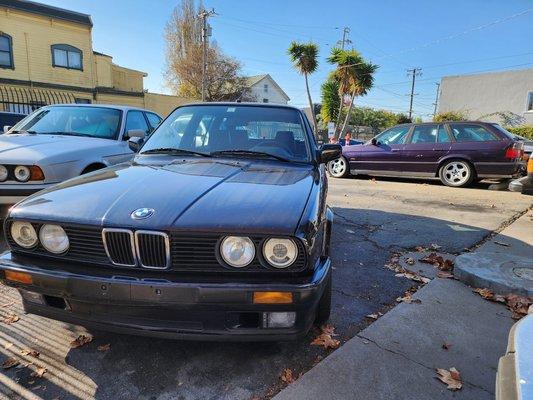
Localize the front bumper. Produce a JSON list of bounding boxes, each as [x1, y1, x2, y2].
[[0, 183, 52, 204], [0, 252, 331, 341]]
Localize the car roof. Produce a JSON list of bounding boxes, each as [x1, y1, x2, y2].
[[396, 121, 496, 127], [42, 103, 158, 114]]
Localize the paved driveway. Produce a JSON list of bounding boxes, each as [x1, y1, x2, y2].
[[0, 177, 531, 400]]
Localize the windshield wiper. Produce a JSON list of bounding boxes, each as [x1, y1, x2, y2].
[[141, 148, 211, 157], [210, 150, 291, 162], [9, 130, 36, 134], [38, 131, 96, 138]]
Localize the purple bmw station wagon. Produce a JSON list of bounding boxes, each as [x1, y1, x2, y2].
[[328, 122, 524, 187]]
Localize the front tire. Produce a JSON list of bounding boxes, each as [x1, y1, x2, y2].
[[327, 156, 350, 178], [439, 159, 475, 187]]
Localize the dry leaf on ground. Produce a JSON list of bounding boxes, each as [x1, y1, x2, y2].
[[420, 253, 454, 271], [31, 367, 46, 378], [436, 367, 462, 390], [2, 357, 19, 369], [365, 312, 383, 320], [396, 292, 421, 304], [429, 243, 442, 250], [473, 288, 494, 300], [70, 334, 93, 348], [311, 325, 340, 350], [3, 314, 19, 324], [21, 349, 39, 357], [97, 343, 111, 352], [405, 257, 415, 265], [280, 368, 295, 384], [395, 272, 430, 284], [506, 295, 533, 320], [437, 271, 454, 279]]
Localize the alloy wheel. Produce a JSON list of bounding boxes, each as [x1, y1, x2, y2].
[[328, 157, 347, 178], [442, 161, 470, 186]]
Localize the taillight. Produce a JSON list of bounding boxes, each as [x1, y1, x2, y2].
[[505, 142, 523, 160]]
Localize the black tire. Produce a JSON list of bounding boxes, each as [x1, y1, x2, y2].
[[327, 156, 350, 178], [315, 272, 332, 325], [438, 159, 475, 188]]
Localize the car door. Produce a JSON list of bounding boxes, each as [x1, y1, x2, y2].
[[107, 110, 151, 165], [348, 125, 411, 173], [402, 124, 452, 175]]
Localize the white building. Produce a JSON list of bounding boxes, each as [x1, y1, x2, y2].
[[438, 68, 533, 124], [245, 74, 290, 104]]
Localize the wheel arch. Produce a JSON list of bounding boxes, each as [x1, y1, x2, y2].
[[81, 162, 107, 175], [436, 155, 477, 177]]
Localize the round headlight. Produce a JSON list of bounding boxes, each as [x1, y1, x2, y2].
[[10, 221, 38, 248], [14, 166, 30, 182], [220, 236, 255, 268], [263, 238, 298, 268], [39, 224, 69, 254], [0, 165, 7, 182]]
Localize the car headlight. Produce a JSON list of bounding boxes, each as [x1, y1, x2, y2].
[[0, 165, 7, 182], [39, 224, 69, 254], [220, 236, 255, 268], [263, 238, 298, 268], [14, 166, 30, 182], [10, 221, 38, 248]]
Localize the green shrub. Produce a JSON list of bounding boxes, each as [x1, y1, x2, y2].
[[505, 125, 533, 140], [433, 111, 468, 122]]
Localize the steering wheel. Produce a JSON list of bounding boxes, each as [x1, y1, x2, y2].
[[252, 141, 293, 155]]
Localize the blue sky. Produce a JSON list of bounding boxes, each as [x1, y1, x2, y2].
[[41, 0, 533, 119]]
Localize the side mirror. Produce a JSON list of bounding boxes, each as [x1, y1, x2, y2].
[[371, 138, 377, 145], [318, 144, 342, 164], [3, 125, 12, 133], [126, 129, 146, 140], [128, 137, 144, 152]]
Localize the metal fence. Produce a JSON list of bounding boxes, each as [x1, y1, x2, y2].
[[0, 86, 76, 115]]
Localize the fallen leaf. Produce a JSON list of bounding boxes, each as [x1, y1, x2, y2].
[[395, 272, 430, 284], [3, 314, 19, 324], [365, 312, 383, 320], [436, 367, 462, 390], [2, 357, 19, 369], [70, 334, 93, 348], [437, 271, 454, 279], [420, 253, 454, 271], [21, 349, 39, 357], [506, 295, 533, 320], [97, 343, 111, 352], [396, 292, 422, 304], [429, 243, 442, 250], [31, 367, 46, 378], [442, 342, 451, 350], [494, 241, 510, 247], [405, 257, 415, 265], [280, 368, 295, 384], [473, 288, 494, 300], [311, 325, 340, 350]]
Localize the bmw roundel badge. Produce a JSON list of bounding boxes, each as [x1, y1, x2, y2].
[[131, 208, 155, 220]]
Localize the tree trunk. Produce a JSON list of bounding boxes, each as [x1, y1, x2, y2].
[[339, 91, 356, 136], [305, 72, 318, 138]]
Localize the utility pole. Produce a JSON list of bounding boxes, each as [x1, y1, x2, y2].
[[198, 8, 216, 102], [337, 27, 352, 50], [432, 82, 441, 117], [407, 68, 422, 120]]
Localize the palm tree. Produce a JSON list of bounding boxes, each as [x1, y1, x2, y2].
[[288, 42, 319, 135], [320, 75, 340, 124], [338, 60, 379, 134], [327, 48, 363, 134]]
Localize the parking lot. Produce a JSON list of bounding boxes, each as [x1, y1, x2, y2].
[[0, 176, 531, 400]]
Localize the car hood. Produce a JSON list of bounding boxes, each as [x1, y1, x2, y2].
[[11, 157, 315, 235], [0, 133, 115, 163]]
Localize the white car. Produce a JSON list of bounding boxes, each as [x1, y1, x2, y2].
[[0, 104, 162, 204]]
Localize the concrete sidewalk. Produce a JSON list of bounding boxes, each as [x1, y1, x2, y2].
[[274, 211, 532, 400]]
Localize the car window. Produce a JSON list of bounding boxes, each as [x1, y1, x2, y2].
[[141, 105, 311, 162], [14, 106, 121, 139], [449, 124, 499, 142], [437, 125, 451, 143], [410, 125, 438, 143], [125, 111, 149, 135], [146, 112, 162, 130], [376, 126, 410, 145]]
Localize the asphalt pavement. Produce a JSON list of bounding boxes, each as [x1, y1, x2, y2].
[[0, 176, 531, 400]]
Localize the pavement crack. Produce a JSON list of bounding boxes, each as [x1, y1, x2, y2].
[[355, 334, 494, 395]]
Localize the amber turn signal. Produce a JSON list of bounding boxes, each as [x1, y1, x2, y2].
[[253, 291, 293, 304], [5, 270, 33, 285], [30, 166, 45, 181], [527, 157, 533, 174]]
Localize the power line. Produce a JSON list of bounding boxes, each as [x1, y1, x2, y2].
[[432, 83, 440, 116], [198, 8, 217, 102], [407, 68, 422, 119]]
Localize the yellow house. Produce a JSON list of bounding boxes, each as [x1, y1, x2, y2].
[[0, 0, 186, 116]]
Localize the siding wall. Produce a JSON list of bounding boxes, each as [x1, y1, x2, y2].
[[0, 7, 95, 88], [438, 69, 533, 124], [250, 77, 289, 104]]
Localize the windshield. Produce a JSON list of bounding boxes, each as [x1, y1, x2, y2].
[[140, 105, 311, 162], [11, 106, 122, 139]]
